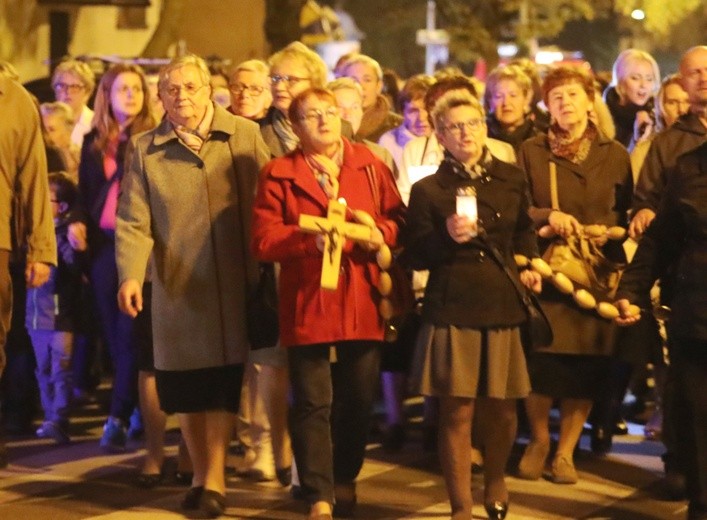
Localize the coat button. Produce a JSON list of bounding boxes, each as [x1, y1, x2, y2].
[[478, 251, 486, 262]]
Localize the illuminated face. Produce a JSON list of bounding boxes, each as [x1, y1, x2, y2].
[[53, 71, 90, 116], [333, 87, 363, 134], [547, 82, 593, 132], [342, 62, 381, 110], [680, 47, 707, 109], [436, 104, 487, 166], [403, 98, 431, 137], [269, 57, 312, 115], [490, 79, 527, 129], [292, 94, 342, 154], [661, 83, 690, 128], [229, 69, 271, 120], [620, 60, 656, 106], [42, 113, 73, 149], [110, 72, 145, 123], [160, 65, 211, 129]]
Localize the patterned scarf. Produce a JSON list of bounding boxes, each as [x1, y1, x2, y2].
[[304, 139, 344, 199], [171, 101, 214, 152], [442, 147, 493, 180], [272, 108, 300, 153], [547, 120, 598, 164]]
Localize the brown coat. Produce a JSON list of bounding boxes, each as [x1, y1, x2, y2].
[[116, 105, 270, 371], [519, 133, 633, 356]]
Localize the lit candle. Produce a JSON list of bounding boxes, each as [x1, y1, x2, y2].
[[456, 186, 478, 237]]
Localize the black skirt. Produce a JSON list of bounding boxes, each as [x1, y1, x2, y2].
[[155, 364, 244, 414], [527, 351, 611, 400]]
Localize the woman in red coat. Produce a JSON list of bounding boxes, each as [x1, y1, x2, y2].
[[252, 87, 405, 520]]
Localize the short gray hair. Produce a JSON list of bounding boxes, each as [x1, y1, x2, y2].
[[326, 77, 363, 100], [432, 90, 484, 132], [341, 54, 383, 82], [158, 54, 211, 92]]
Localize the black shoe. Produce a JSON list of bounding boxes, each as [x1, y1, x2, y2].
[[590, 426, 613, 455], [174, 470, 193, 486], [333, 482, 357, 518], [662, 469, 687, 501], [200, 489, 226, 518], [135, 472, 163, 489], [614, 419, 629, 436], [688, 501, 707, 520], [276, 466, 292, 487], [484, 501, 508, 520], [181, 486, 204, 510], [382, 423, 406, 452]]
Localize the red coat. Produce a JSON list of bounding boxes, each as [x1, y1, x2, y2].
[[252, 139, 405, 348]]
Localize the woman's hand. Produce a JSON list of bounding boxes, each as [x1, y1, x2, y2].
[[68, 222, 88, 251], [629, 208, 656, 239], [520, 269, 542, 293], [548, 210, 582, 239], [633, 110, 654, 144], [446, 214, 477, 243], [614, 298, 642, 326], [358, 227, 384, 251]]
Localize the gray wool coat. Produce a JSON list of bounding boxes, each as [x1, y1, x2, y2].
[[116, 104, 270, 371]]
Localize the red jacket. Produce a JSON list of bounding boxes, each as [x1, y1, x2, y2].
[[252, 138, 405, 347]]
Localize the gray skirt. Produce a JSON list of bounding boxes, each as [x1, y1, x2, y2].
[[410, 323, 531, 399]]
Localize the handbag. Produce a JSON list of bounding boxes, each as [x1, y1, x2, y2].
[[480, 235, 553, 349], [543, 161, 625, 298], [363, 163, 416, 343], [245, 262, 280, 350]]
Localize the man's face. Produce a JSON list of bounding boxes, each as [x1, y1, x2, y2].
[[680, 47, 707, 109]]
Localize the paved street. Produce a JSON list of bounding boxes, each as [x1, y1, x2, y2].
[[0, 393, 690, 520]]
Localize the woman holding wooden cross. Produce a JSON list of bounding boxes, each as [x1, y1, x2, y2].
[[251, 87, 405, 520]]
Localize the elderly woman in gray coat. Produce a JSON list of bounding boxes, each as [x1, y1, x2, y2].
[[116, 54, 270, 518]]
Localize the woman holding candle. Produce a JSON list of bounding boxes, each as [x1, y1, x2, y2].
[[404, 90, 541, 520]]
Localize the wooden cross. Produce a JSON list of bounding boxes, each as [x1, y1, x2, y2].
[[299, 198, 373, 290]]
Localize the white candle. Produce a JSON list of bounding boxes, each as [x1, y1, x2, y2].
[[456, 186, 478, 237]]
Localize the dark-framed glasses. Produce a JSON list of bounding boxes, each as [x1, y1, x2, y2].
[[229, 83, 266, 96], [445, 118, 484, 136], [300, 106, 339, 123], [270, 74, 310, 87], [53, 82, 85, 94]]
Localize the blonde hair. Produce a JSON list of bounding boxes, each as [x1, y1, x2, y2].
[[326, 77, 363, 100], [52, 59, 96, 94], [340, 54, 383, 82], [484, 65, 532, 113], [40, 101, 75, 127], [611, 49, 660, 101], [268, 42, 328, 88]]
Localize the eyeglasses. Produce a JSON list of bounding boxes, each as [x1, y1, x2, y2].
[[53, 82, 85, 94], [270, 74, 310, 87], [162, 83, 206, 98], [229, 83, 266, 96], [299, 107, 339, 123], [445, 118, 485, 136]]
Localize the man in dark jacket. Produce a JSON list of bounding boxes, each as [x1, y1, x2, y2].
[[617, 141, 707, 520], [630, 46, 707, 238]]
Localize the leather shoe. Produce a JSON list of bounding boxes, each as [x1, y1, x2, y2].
[[181, 486, 203, 510], [135, 472, 163, 489], [333, 482, 357, 518], [200, 489, 226, 518], [614, 419, 629, 436], [590, 426, 613, 455], [484, 501, 509, 520]]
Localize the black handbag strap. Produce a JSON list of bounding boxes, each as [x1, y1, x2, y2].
[[477, 234, 534, 308]]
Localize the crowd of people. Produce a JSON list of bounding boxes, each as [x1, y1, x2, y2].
[[0, 40, 706, 520]]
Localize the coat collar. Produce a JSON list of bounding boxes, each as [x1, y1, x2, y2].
[[434, 151, 512, 190], [268, 138, 378, 210], [151, 103, 236, 146], [528, 132, 615, 178]]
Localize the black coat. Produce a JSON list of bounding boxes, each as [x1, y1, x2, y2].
[[402, 154, 538, 329], [618, 142, 707, 346]]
